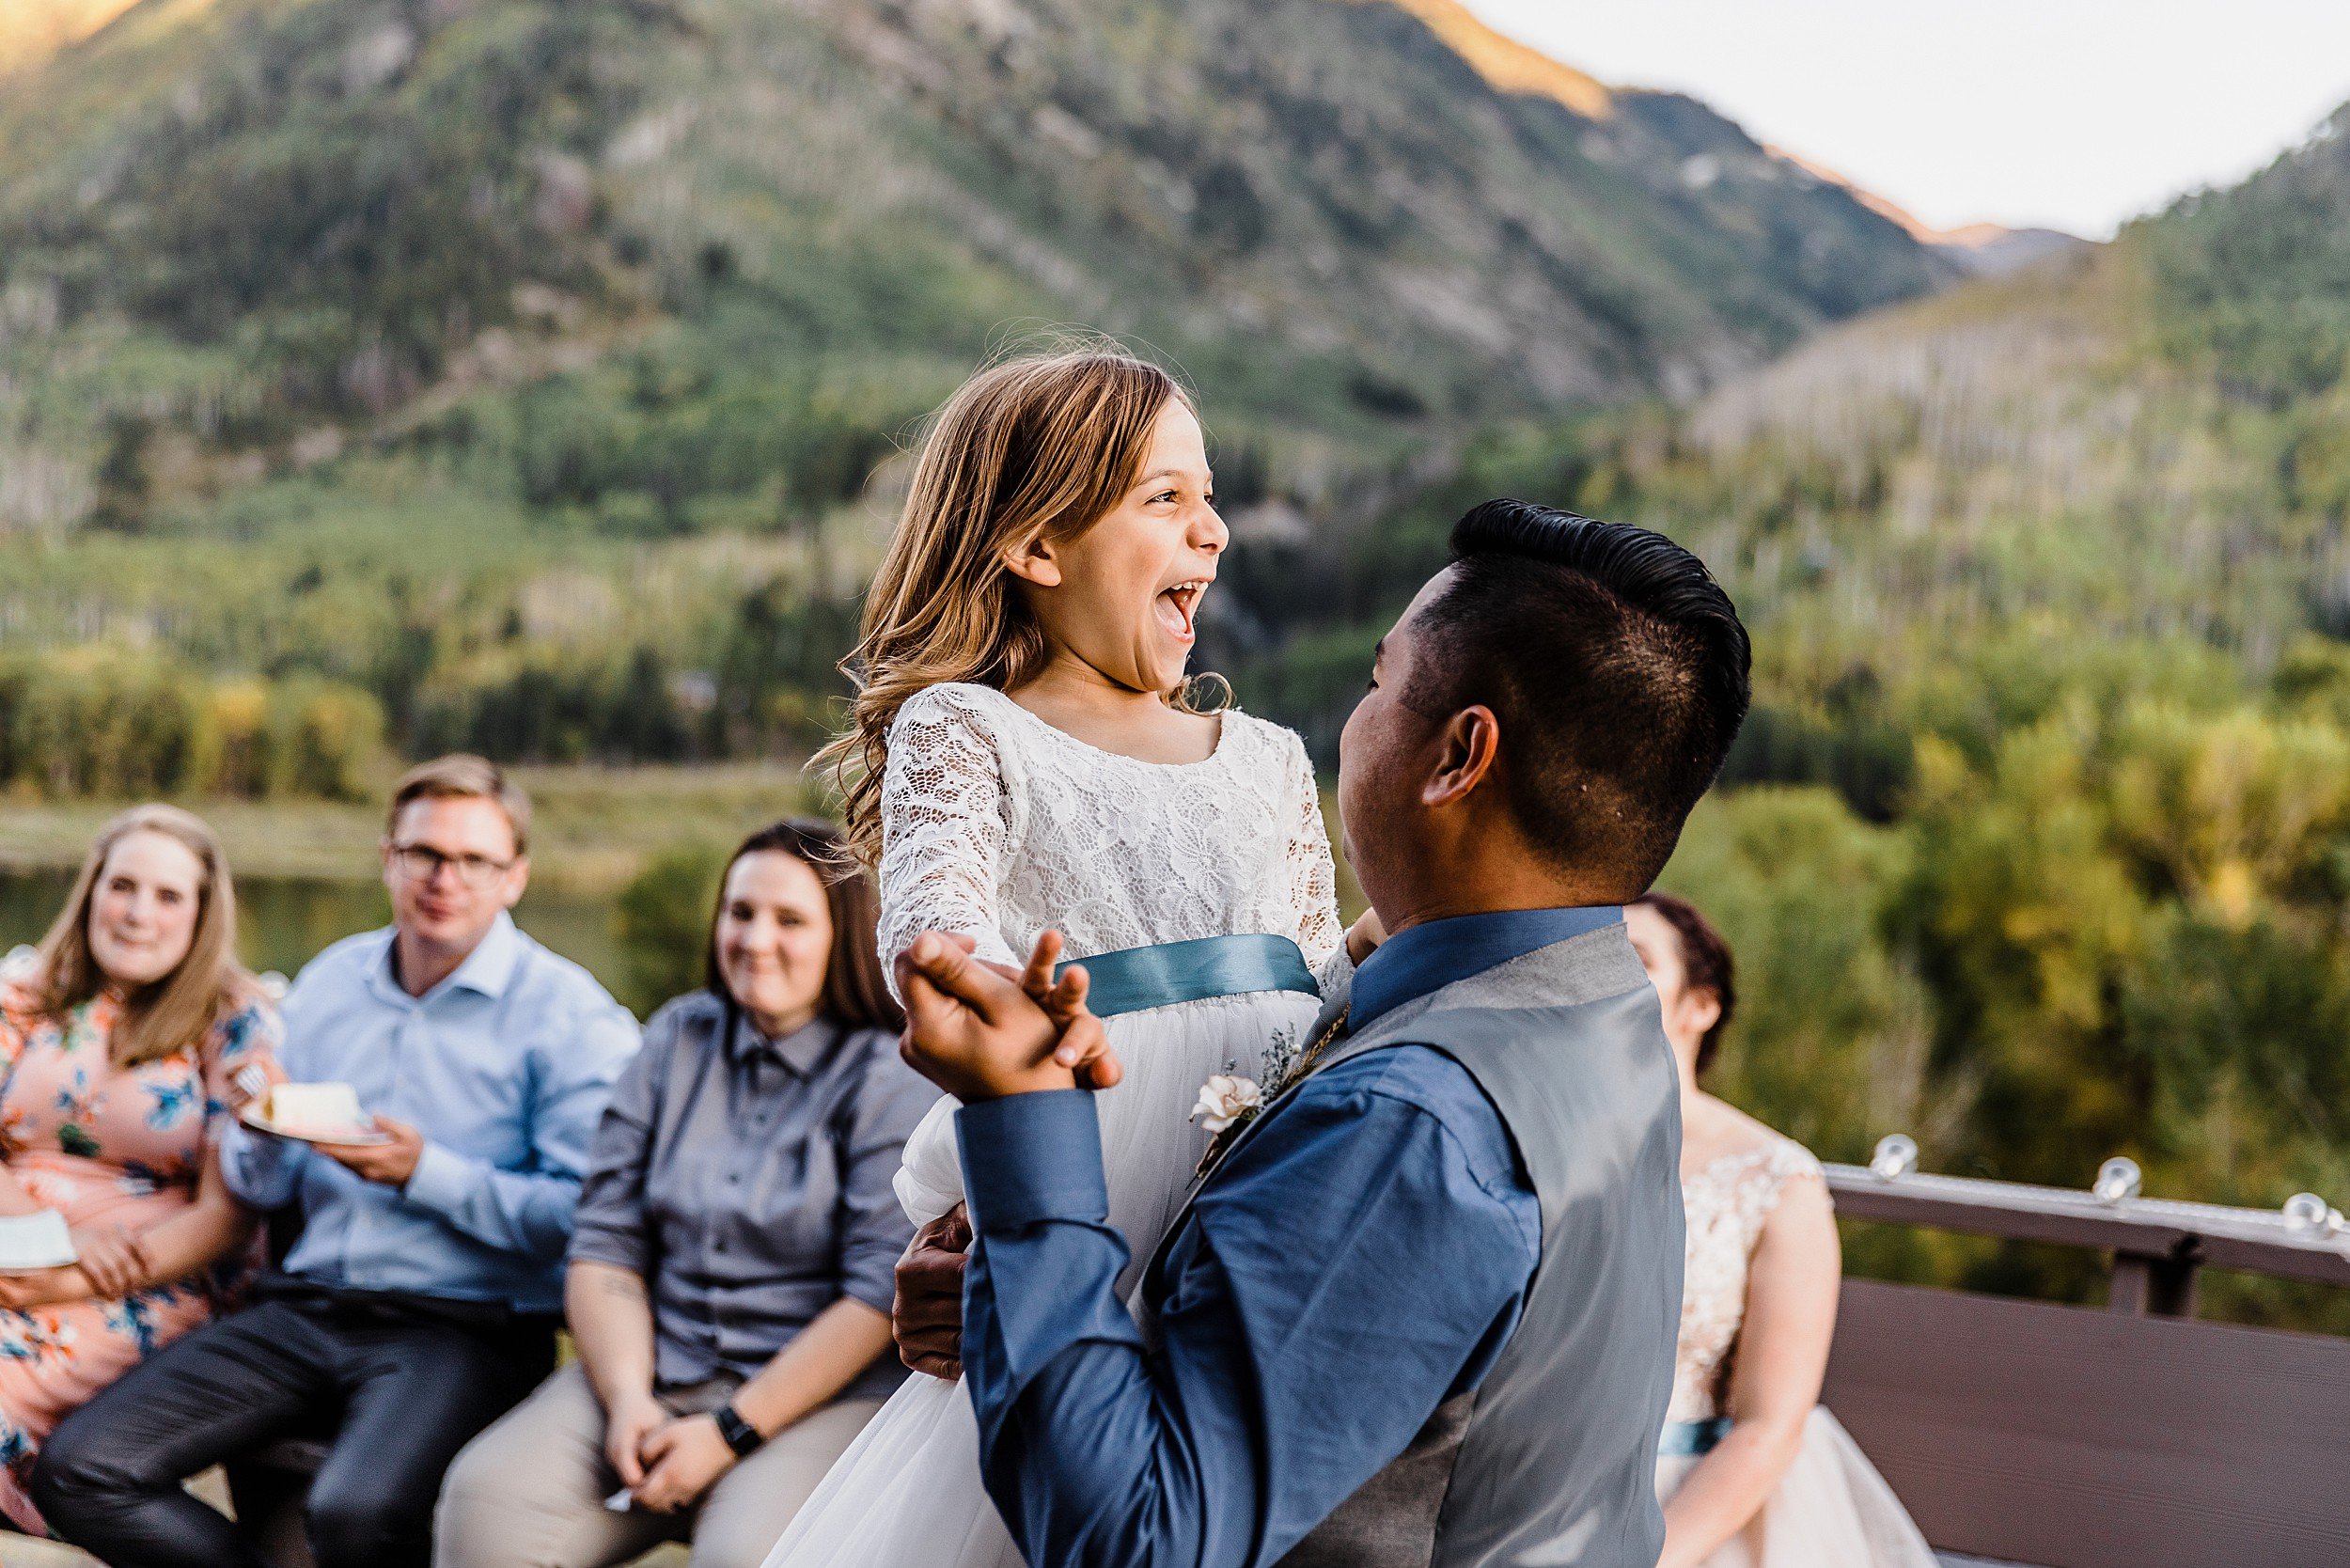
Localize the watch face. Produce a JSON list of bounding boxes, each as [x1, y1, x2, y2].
[[716, 1403, 760, 1454]]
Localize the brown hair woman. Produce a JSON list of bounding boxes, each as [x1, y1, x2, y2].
[[435, 818, 933, 1567], [1627, 891, 1935, 1568], [0, 806, 281, 1532]]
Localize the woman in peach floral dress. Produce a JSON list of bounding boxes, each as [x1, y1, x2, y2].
[[0, 806, 281, 1533]]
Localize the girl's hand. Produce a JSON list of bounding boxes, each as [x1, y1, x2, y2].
[[69, 1225, 149, 1298], [603, 1388, 666, 1490], [1345, 909, 1386, 966], [1015, 933, 1120, 1090]]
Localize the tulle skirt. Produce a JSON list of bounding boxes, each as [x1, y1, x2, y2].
[[763, 987, 1322, 1568], [1655, 1407, 1940, 1568]]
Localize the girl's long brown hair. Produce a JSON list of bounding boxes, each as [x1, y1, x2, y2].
[[29, 805, 257, 1068], [705, 818, 902, 1032], [817, 340, 1197, 866]]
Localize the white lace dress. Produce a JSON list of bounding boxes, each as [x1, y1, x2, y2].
[[765, 682, 1344, 1568], [1657, 1139, 1939, 1568]]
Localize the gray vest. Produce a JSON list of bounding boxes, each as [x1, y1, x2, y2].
[[1162, 926, 1684, 1568]]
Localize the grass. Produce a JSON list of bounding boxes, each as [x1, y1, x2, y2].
[[0, 761, 826, 891]]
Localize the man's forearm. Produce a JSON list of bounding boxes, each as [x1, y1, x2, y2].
[[959, 1092, 1263, 1568], [401, 1142, 579, 1261]]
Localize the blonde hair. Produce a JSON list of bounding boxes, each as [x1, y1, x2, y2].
[[386, 754, 531, 856], [30, 805, 255, 1068], [820, 342, 1204, 865]]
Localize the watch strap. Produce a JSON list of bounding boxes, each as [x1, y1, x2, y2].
[[712, 1401, 764, 1457]]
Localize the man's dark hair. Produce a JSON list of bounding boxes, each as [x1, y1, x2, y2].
[[1404, 499, 1750, 891]]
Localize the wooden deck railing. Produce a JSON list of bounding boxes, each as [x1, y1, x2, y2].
[[1816, 1152, 2350, 1568], [1825, 1157, 2350, 1314]]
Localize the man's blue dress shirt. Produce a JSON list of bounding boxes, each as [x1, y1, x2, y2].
[[957, 906, 1622, 1568], [220, 912, 641, 1313]]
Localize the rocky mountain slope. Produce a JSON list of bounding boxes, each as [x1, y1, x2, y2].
[[0, 0, 1950, 536]]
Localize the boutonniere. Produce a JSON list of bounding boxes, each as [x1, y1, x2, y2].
[[1192, 1071, 1263, 1181], [1190, 1073, 1263, 1136], [1191, 1009, 1349, 1182]]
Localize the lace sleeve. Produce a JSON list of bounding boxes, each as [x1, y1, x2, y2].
[[1277, 729, 1346, 974], [877, 687, 1022, 979], [1744, 1138, 1828, 1229]]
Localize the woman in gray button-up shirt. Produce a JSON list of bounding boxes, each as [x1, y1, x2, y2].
[[435, 819, 936, 1568]]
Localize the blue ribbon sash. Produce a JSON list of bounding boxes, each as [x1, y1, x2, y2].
[[1057, 933, 1319, 1018], [1657, 1418, 1731, 1457]]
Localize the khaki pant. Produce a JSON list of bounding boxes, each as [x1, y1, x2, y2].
[[431, 1363, 881, 1568]]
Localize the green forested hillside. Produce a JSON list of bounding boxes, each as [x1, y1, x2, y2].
[[0, 0, 1945, 798], [1345, 107, 2350, 1324]]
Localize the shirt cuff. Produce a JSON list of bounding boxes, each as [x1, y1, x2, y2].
[[956, 1090, 1109, 1232], [836, 1262, 897, 1318], [567, 1226, 650, 1277], [401, 1139, 478, 1219]]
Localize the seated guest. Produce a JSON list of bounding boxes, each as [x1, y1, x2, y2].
[[1626, 892, 1936, 1568], [435, 817, 934, 1568], [35, 756, 640, 1568], [0, 807, 281, 1534]]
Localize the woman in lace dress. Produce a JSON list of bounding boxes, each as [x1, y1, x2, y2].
[[1626, 893, 1937, 1568], [767, 346, 1371, 1568]]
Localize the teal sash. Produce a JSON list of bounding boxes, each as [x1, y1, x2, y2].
[[1657, 1418, 1731, 1456], [1058, 933, 1319, 1019]]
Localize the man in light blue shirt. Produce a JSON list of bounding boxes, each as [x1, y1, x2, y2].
[[38, 757, 640, 1568]]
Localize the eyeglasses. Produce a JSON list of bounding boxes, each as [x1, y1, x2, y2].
[[387, 842, 516, 889]]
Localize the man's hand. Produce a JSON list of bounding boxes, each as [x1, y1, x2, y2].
[[603, 1388, 666, 1491], [895, 1205, 971, 1381], [319, 1116, 425, 1187], [897, 931, 1117, 1101], [633, 1412, 736, 1513]]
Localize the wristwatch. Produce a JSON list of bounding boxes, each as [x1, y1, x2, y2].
[[712, 1401, 765, 1458]]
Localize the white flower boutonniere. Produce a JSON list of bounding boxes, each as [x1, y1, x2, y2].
[[1190, 1073, 1264, 1136], [1189, 1014, 1350, 1183]]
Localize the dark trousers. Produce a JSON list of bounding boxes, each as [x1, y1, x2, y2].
[[32, 1291, 555, 1568]]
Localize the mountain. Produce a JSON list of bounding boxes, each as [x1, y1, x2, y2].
[[0, 0, 1950, 541], [1763, 145, 2089, 278], [0, 0, 139, 75], [1922, 223, 2084, 278], [1630, 100, 2350, 670]]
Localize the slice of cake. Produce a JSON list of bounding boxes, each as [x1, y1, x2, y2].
[[264, 1083, 367, 1137]]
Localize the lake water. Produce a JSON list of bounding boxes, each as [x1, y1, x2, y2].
[[0, 872, 645, 1015]]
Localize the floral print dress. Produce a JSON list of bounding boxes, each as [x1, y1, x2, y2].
[[0, 969, 282, 1531]]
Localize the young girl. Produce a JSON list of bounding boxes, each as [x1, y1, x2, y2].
[[765, 347, 1368, 1568]]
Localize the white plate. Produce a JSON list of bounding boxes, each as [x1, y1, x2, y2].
[[239, 1107, 392, 1147], [0, 1210, 76, 1271]]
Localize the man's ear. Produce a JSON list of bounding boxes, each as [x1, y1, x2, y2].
[[1000, 532, 1063, 588], [1422, 706, 1501, 808]]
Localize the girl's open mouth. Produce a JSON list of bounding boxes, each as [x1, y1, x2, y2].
[[1156, 579, 1210, 643]]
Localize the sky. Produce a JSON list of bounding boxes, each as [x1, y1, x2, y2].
[[1463, 1, 2350, 239]]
